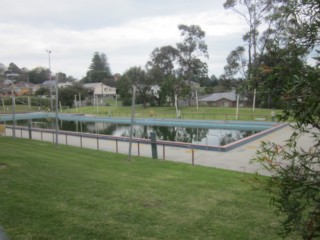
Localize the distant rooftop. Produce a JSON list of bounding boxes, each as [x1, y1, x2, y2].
[[199, 91, 237, 102]]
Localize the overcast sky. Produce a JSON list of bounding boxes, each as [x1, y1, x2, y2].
[[0, 0, 248, 79]]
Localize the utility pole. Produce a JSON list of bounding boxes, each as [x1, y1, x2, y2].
[[252, 89, 256, 112], [6, 73, 18, 139], [46, 50, 53, 111], [236, 94, 240, 120], [128, 85, 136, 161], [55, 73, 59, 145], [74, 95, 78, 112]]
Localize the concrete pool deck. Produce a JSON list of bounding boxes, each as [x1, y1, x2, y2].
[[140, 124, 294, 175], [4, 124, 314, 176]]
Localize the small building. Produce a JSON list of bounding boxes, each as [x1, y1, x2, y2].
[[0, 81, 40, 96], [83, 83, 116, 96], [58, 82, 73, 88], [14, 82, 40, 96], [42, 80, 56, 88], [199, 91, 239, 107]]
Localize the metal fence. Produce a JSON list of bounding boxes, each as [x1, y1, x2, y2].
[[3, 126, 205, 165]]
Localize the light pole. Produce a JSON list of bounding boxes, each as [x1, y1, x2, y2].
[[55, 73, 59, 145], [128, 85, 136, 161], [46, 50, 53, 111], [252, 89, 256, 112], [6, 73, 19, 139]]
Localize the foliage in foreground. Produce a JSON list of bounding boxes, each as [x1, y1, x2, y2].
[[251, 0, 320, 238], [0, 137, 280, 239], [252, 71, 320, 239]]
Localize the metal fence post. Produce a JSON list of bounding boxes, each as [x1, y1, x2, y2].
[[150, 132, 158, 159], [116, 139, 118, 153], [28, 120, 32, 139], [163, 145, 165, 160], [192, 148, 195, 166]]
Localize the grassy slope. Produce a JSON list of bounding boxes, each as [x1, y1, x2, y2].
[[0, 137, 280, 239]]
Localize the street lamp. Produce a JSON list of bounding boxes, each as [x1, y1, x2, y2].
[[128, 85, 136, 160], [6, 73, 19, 139], [46, 49, 53, 111], [55, 73, 59, 145]]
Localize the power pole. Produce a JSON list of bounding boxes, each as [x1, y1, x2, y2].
[[128, 85, 136, 161], [46, 50, 53, 111]]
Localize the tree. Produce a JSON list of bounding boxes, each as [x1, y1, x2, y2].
[[0, 63, 6, 81], [59, 84, 89, 107], [223, 0, 274, 101], [253, 67, 320, 239], [56, 72, 67, 83], [127, 67, 149, 108], [6, 63, 22, 75], [176, 24, 209, 105], [4, 63, 29, 82], [117, 67, 154, 108], [116, 73, 132, 106], [274, 0, 319, 49], [160, 74, 189, 108], [256, 41, 306, 108], [83, 52, 112, 83], [147, 45, 183, 106], [28, 67, 50, 84], [34, 87, 50, 97], [252, 1, 320, 238], [148, 46, 180, 78], [146, 24, 209, 108], [250, 0, 317, 108], [224, 46, 247, 78]]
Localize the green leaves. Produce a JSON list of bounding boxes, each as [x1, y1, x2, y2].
[[84, 52, 112, 83]]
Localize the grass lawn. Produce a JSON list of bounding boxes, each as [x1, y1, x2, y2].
[[0, 137, 281, 239], [65, 106, 283, 121], [1, 101, 283, 121], [0, 104, 42, 113]]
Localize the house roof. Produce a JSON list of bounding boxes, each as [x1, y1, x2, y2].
[[199, 91, 237, 102], [14, 82, 38, 88], [83, 83, 103, 88], [83, 83, 115, 89], [58, 82, 73, 87], [42, 80, 56, 86]]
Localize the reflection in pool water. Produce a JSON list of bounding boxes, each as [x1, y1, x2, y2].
[[18, 120, 259, 147], [74, 122, 257, 147]]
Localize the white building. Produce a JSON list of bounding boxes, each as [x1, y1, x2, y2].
[[83, 83, 116, 96], [58, 82, 73, 88]]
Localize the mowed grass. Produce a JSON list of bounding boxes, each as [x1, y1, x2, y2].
[[0, 137, 281, 239], [66, 106, 283, 121]]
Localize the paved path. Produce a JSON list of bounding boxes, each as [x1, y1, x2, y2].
[[4, 125, 313, 175]]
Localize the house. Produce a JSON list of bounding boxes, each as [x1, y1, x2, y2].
[[58, 82, 73, 88], [83, 83, 116, 96], [0, 81, 10, 96], [14, 82, 40, 96], [42, 80, 56, 88], [199, 91, 240, 107], [0, 81, 40, 96]]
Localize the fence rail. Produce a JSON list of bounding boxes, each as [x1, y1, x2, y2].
[[3, 126, 210, 166], [1, 123, 288, 173]]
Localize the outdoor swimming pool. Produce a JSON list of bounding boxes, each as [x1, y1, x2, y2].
[[0, 112, 288, 151]]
